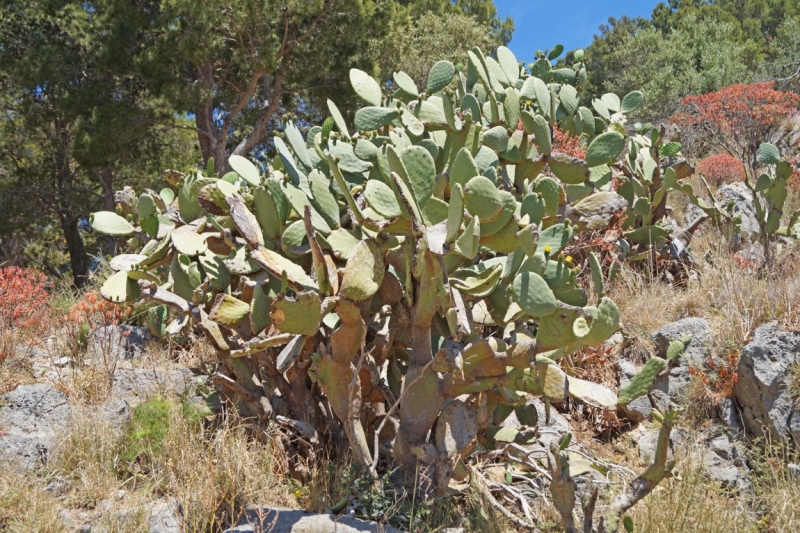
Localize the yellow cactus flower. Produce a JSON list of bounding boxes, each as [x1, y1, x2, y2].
[[544, 246, 552, 253]]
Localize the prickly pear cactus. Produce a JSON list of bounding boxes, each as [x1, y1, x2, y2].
[[91, 46, 681, 494]]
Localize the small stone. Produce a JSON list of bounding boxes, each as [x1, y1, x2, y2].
[[149, 498, 183, 533]]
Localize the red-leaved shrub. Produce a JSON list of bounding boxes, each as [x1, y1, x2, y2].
[[552, 127, 586, 159], [673, 82, 800, 172], [0, 267, 51, 359], [697, 153, 745, 186]]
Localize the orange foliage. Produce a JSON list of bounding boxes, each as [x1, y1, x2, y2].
[[552, 127, 586, 159], [0, 267, 51, 359], [697, 153, 745, 186], [673, 82, 800, 167]]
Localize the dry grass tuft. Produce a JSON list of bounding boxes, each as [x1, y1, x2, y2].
[[0, 468, 68, 533], [749, 443, 800, 533], [629, 453, 752, 532], [50, 399, 297, 531], [609, 227, 800, 353]]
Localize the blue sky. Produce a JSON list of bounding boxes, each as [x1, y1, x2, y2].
[[495, 0, 663, 62]]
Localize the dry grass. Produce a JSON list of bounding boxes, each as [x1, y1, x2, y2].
[[49, 400, 297, 532], [609, 227, 800, 353], [748, 443, 800, 533], [0, 469, 69, 533], [629, 453, 752, 532]]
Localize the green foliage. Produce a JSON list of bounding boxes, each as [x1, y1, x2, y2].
[[364, 12, 495, 92]]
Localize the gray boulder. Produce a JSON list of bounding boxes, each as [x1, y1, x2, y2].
[[111, 368, 197, 406], [717, 182, 760, 238], [693, 429, 751, 492], [734, 322, 800, 441], [89, 325, 150, 361], [149, 498, 183, 533], [0, 383, 71, 469], [100, 399, 132, 434], [619, 318, 712, 422], [223, 506, 403, 533]]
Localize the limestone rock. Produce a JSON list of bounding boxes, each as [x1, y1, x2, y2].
[[0, 383, 71, 469], [111, 368, 197, 406], [734, 322, 800, 442], [223, 506, 403, 533]]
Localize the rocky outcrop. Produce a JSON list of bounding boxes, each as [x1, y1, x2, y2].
[[619, 318, 712, 422], [111, 368, 198, 406], [734, 322, 800, 442], [0, 383, 71, 469]]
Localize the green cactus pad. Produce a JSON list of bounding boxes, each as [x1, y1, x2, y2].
[[146, 305, 169, 338], [585, 132, 625, 167], [199, 251, 230, 292], [580, 297, 620, 346], [426, 60, 456, 94], [101, 270, 141, 303], [479, 191, 517, 237], [401, 145, 437, 208], [450, 264, 503, 297], [171, 230, 208, 256], [534, 177, 560, 218], [308, 171, 341, 229], [90, 211, 136, 237], [538, 223, 573, 255], [228, 155, 261, 187], [339, 239, 385, 301], [253, 188, 281, 240], [559, 85, 579, 115], [464, 176, 503, 221], [424, 197, 448, 225], [503, 87, 520, 129], [393, 70, 418, 97], [618, 357, 667, 405], [455, 215, 480, 259], [482, 126, 509, 152], [589, 252, 605, 298], [450, 148, 480, 188], [620, 91, 644, 114], [283, 121, 313, 171], [281, 220, 310, 257], [364, 179, 402, 218], [666, 340, 686, 362], [549, 153, 590, 184], [326, 99, 350, 140], [326, 228, 360, 260], [520, 193, 546, 226], [497, 46, 519, 85], [480, 218, 520, 253], [349, 68, 382, 107], [138, 194, 156, 221], [354, 107, 400, 131], [530, 115, 551, 156], [282, 182, 331, 235], [209, 294, 251, 327], [248, 287, 271, 335], [623, 225, 670, 245], [512, 271, 558, 317], [446, 183, 464, 243], [461, 93, 482, 122], [271, 291, 322, 336]]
